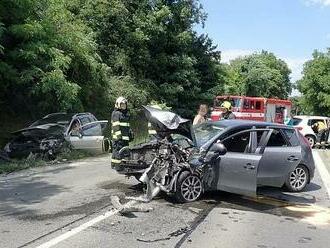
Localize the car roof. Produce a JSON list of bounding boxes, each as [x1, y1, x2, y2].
[[294, 115, 329, 119], [43, 112, 94, 119], [212, 119, 291, 129]]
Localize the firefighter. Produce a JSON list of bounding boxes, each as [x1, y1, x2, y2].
[[312, 120, 327, 145], [220, 101, 236, 120], [111, 97, 133, 170]]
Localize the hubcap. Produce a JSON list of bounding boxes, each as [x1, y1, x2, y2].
[[307, 137, 314, 147], [289, 167, 307, 190], [181, 175, 202, 201]]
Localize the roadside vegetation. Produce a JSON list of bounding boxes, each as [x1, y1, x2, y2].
[[0, 0, 329, 172], [0, 149, 97, 174]]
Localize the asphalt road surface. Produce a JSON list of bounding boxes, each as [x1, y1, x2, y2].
[[1, 150, 330, 248]]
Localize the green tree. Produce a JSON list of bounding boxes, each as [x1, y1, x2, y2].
[[0, 0, 109, 117], [297, 49, 330, 116], [222, 51, 292, 99]]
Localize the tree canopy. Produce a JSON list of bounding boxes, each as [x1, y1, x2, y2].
[[297, 49, 330, 116], [222, 51, 292, 99], [0, 0, 294, 124]]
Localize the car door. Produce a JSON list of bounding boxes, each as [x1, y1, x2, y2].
[[257, 128, 301, 187], [216, 129, 269, 197], [69, 121, 108, 153]]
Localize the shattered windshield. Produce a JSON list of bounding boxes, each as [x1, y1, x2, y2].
[[193, 122, 226, 147], [30, 114, 73, 127]]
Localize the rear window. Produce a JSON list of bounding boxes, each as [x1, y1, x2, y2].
[[307, 119, 325, 126], [267, 129, 288, 147], [291, 118, 302, 126], [282, 129, 300, 146]]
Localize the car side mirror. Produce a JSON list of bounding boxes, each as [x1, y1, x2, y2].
[[209, 143, 227, 155], [201, 143, 227, 164]]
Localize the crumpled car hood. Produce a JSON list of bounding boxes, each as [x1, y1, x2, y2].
[[143, 106, 196, 144], [12, 123, 65, 138]]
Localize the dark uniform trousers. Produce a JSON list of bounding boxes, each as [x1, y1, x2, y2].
[[111, 109, 131, 170]]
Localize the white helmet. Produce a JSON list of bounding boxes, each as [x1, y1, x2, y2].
[[115, 97, 128, 109]]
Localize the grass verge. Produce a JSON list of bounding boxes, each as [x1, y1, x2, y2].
[[0, 149, 97, 175]]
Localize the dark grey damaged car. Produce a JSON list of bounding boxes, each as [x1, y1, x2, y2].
[[3, 112, 109, 159], [115, 106, 315, 203]]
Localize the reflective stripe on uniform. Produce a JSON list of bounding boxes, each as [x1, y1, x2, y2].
[[112, 134, 118, 140], [122, 136, 130, 141], [112, 121, 120, 126], [115, 130, 122, 136], [148, 130, 157, 135], [112, 121, 130, 127], [148, 122, 152, 127], [111, 159, 122, 164]]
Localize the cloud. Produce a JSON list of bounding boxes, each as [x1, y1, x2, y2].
[[221, 49, 254, 63], [304, 0, 330, 7], [283, 57, 308, 83]]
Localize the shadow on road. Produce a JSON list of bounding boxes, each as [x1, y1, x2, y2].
[[0, 167, 72, 217]]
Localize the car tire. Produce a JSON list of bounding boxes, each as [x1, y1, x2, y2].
[[174, 171, 203, 203], [285, 165, 309, 192], [305, 135, 315, 148]]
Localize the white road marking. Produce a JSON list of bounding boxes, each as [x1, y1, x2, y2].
[[313, 151, 330, 198], [35, 209, 119, 248]]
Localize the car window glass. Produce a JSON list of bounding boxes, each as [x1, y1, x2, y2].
[[79, 116, 91, 125], [82, 123, 102, 136], [283, 129, 300, 146], [255, 101, 262, 110], [222, 132, 250, 153], [267, 129, 287, 147], [307, 119, 324, 126], [291, 118, 302, 126], [89, 115, 97, 122], [69, 119, 81, 135]]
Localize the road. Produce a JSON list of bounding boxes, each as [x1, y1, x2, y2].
[[0, 150, 330, 248]]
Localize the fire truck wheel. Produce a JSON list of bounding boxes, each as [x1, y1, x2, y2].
[[305, 135, 315, 148]]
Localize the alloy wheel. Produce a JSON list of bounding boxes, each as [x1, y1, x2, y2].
[[181, 175, 202, 202], [289, 167, 307, 191], [306, 136, 315, 147]]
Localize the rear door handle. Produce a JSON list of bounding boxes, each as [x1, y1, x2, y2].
[[287, 155, 299, 161], [244, 163, 256, 170]]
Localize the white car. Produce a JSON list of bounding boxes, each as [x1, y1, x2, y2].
[[291, 115, 330, 147]]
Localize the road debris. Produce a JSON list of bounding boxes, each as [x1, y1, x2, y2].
[[136, 227, 190, 243], [110, 195, 153, 215]]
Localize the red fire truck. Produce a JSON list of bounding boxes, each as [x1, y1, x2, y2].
[[211, 95, 292, 124]]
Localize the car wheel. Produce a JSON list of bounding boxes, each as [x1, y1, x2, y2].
[[175, 171, 203, 203], [305, 135, 315, 148], [285, 165, 309, 192]]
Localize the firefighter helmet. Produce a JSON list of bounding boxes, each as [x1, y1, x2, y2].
[[221, 101, 232, 110], [115, 97, 128, 109]]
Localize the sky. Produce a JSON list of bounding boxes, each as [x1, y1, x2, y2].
[[196, 0, 330, 85]]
